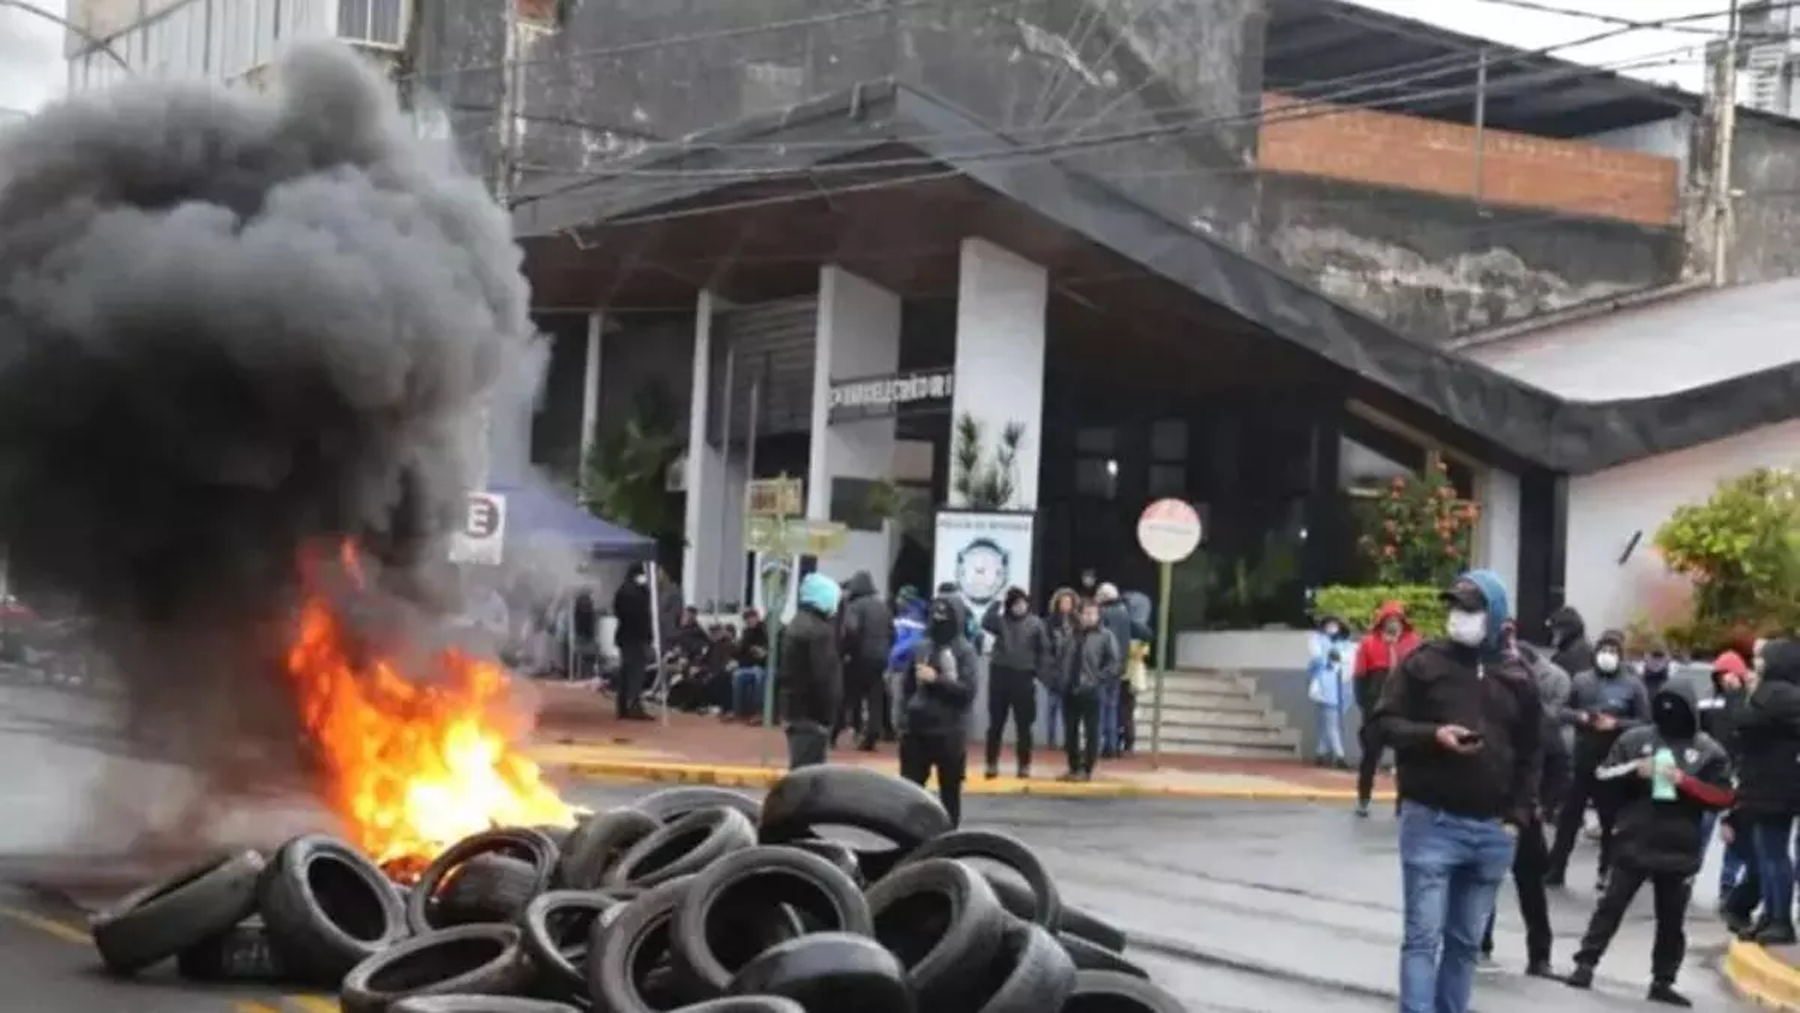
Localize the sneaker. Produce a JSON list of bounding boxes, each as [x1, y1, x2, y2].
[[1475, 952, 1499, 974], [1565, 965, 1594, 990], [1057, 771, 1082, 782], [984, 765, 1000, 780], [1752, 922, 1798, 946], [1647, 983, 1692, 1007], [1078, 770, 1093, 782], [1355, 799, 1371, 819], [1017, 766, 1031, 780], [1525, 960, 1558, 980]]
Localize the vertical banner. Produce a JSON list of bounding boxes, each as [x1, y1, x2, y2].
[[931, 510, 1036, 623]]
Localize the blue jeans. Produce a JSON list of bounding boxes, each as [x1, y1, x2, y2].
[[1398, 801, 1516, 1013], [1042, 686, 1062, 748], [1753, 816, 1799, 926], [1314, 704, 1346, 761], [732, 666, 765, 718], [1704, 811, 1747, 902], [1099, 682, 1121, 754]]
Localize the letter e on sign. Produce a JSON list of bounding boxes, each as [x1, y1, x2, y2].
[[450, 492, 507, 565], [1136, 498, 1201, 563]]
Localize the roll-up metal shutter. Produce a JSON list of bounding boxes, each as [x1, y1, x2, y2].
[[709, 296, 818, 444]]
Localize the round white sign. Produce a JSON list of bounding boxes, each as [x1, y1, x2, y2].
[[1137, 498, 1202, 563]]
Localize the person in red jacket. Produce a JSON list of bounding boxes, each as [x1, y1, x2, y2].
[[1355, 600, 1422, 817]]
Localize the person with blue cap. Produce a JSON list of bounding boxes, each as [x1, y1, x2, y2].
[[1371, 569, 1542, 1013], [779, 571, 844, 768]]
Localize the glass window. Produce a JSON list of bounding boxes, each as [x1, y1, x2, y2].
[[1150, 420, 1187, 462], [1149, 464, 1186, 499], [1075, 457, 1117, 499], [1075, 426, 1115, 455], [1338, 435, 1410, 494]]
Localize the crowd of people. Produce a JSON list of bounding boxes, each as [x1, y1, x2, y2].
[[1361, 566, 1799, 1012]]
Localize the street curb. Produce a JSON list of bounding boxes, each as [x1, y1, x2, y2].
[[1725, 940, 1800, 1011], [550, 758, 1395, 803]]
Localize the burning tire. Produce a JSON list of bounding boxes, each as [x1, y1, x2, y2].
[[585, 875, 697, 1013], [634, 786, 761, 826], [91, 850, 266, 975], [984, 874, 1126, 953], [672, 846, 872, 997], [1063, 969, 1187, 1013], [339, 924, 533, 1013], [518, 889, 631, 1001], [965, 919, 1077, 1013], [1058, 932, 1147, 978], [409, 828, 561, 933], [557, 808, 661, 889], [390, 997, 582, 1013], [724, 932, 910, 1013], [259, 834, 409, 986], [174, 917, 285, 982], [898, 830, 1061, 930], [604, 807, 756, 890], [758, 766, 951, 852], [866, 858, 1006, 1008]]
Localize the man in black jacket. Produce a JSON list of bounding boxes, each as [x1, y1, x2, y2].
[[609, 562, 654, 720], [1547, 605, 1596, 680], [1546, 628, 1652, 890], [779, 573, 844, 769], [1373, 570, 1539, 1013], [1565, 680, 1734, 1006], [898, 596, 978, 825], [1728, 639, 1800, 944], [836, 571, 894, 751], [1055, 598, 1120, 782], [982, 587, 1050, 780]]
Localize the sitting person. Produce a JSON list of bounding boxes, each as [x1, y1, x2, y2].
[[730, 608, 770, 721]]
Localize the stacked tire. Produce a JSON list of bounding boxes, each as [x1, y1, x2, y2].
[[86, 766, 1188, 1013]]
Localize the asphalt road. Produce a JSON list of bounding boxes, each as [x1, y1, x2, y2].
[[0, 676, 1756, 1012]]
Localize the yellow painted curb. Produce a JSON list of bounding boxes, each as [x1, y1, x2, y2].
[[551, 758, 1397, 803], [1726, 940, 1800, 1011]]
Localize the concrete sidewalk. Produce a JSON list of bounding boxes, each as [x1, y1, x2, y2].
[[529, 681, 1390, 802]]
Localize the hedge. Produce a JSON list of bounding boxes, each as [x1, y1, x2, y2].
[[1313, 585, 1445, 636]]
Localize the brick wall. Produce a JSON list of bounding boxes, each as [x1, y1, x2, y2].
[[1256, 93, 1680, 227]]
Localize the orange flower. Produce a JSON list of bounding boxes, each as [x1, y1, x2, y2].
[[1383, 544, 1398, 558]]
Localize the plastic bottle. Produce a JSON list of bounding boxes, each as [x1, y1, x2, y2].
[[1651, 746, 1679, 801]]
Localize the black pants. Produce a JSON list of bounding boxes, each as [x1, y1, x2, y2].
[[1064, 692, 1100, 774], [985, 666, 1038, 771], [616, 642, 649, 717], [1573, 862, 1690, 984], [1550, 758, 1619, 880], [899, 734, 966, 826], [786, 721, 829, 769], [1540, 748, 1572, 823], [1120, 683, 1137, 753], [1481, 820, 1553, 964], [1354, 672, 1387, 802], [835, 661, 887, 748]]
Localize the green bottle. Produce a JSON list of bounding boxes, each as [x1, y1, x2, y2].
[[1651, 747, 1679, 801]]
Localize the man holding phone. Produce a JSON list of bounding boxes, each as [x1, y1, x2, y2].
[[1373, 570, 1542, 1013]]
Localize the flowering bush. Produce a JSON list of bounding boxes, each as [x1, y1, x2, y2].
[[1654, 466, 1800, 633], [1356, 452, 1480, 587]]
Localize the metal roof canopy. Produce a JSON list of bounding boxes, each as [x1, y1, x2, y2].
[[513, 81, 1800, 475]]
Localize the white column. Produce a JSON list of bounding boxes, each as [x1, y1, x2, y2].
[[808, 266, 902, 586], [578, 311, 603, 487], [949, 237, 1047, 508], [680, 291, 715, 599], [1475, 465, 1522, 597]]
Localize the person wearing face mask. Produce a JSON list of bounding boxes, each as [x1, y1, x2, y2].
[[1353, 600, 1421, 817], [1699, 650, 1753, 922], [1308, 614, 1352, 768], [981, 587, 1049, 779], [1546, 606, 1596, 683], [779, 572, 845, 769], [1546, 629, 1652, 889], [1727, 639, 1800, 944], [1637, 642, 1674, 698], [609, 561, 655, 721], [1371, 570, 1540, 1013], [1563, 675, 1734, 1006], [899, 596, 979, 825]]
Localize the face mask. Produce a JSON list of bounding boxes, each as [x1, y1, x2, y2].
[[1644, 657, 1669, 675], [633, 574, 648, 586], [1446, 610, 1487, 648], [1382, 621, 1402, 638], [1323, 624, 1340, 638], [1595, 651, 1620, 674], [1010, 603, 1027, 617]]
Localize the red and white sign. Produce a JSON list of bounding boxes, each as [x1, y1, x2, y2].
[[1136, 498, 1202, 563]]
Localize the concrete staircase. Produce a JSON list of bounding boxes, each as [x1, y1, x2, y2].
[[1139, 668, 1300, 760]]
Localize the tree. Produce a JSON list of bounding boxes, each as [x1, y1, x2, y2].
[[1355, 452, 1479, 587], [1655, 467, 1800, 630], [580, 386, 681, 539]]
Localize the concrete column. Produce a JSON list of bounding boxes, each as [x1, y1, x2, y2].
[[578, 311, 603, 487], [1475, 465, 1521, 598], [680, 291, 716, 599], [948, 238, 1047, 509], [808, 266, 902, 587]]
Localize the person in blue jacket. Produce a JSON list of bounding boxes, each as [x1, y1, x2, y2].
[[1309, 614, 1353, 768]]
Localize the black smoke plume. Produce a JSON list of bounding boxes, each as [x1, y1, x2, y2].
[[0, 43, 535, 843]]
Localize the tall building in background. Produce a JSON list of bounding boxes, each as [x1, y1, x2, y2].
[[1738, 1, 1800, 116], [63, 0, 404, 93]]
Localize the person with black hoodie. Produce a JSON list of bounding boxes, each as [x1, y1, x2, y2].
[[837, 571, 894, 752], [779, 573, 844, 769], [898, 596, 979, 825], [1564, 678, 1734, 1006], [609, 562, 654, 721], [982, 587, 1050, 780], [1546, 628, 1651, 889], [1547, 605, 1596, 682], [1728, 639, 1800, 944]]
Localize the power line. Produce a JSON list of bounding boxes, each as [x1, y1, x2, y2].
[[0, 0, 131, 72]]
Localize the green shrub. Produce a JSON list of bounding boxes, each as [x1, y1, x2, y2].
[[1654, 466, 1800, 633], [1313, 585, 1445, 636]]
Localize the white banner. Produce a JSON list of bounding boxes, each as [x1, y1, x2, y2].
[[932, 510, 1035, 620]]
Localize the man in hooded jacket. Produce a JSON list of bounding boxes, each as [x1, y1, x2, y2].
[[1728, 639, 1800, 944], [1372, 570, 1540, 1013], [1547, 629, 1652, 889], [898, 596, 979, 826], [1094, 583, 1150, 759], [610, 562, 655, 720], [982, 587, 1050, 779], [836, 571, 894, 752], [1354, 600, 1422, 817], [1564, 678, 1734, 1006], [779, 573, 844, 769], [1547, 605, 1596, 684]]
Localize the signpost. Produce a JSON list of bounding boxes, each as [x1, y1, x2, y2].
[[1137, 498, 1202, 767], [448, 491, 507, 565]]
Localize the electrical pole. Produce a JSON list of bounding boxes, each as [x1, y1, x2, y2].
[[472, 0, 522, 491], [1711, 0, 1741, 287]]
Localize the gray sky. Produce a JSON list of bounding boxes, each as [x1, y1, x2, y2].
[[0, 0, 1728, 117]]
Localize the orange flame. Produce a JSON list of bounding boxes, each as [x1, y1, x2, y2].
[[283, 543, 573, 869]]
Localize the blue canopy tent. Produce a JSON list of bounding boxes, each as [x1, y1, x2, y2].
[[486, 482, 656, 560]]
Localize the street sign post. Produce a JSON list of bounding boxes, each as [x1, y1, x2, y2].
[[448, 491, 507, 565], [1137, 498, 1203, 767]]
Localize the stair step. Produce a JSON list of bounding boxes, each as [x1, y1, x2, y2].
[[1147, 707, 1275, 730], [1153, 686, 1265, 711], [1162, 669, 1246, 691], [1151, 739, 1300, 760], [1156, 723, 1299, 748]]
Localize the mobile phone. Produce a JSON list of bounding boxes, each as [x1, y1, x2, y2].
[[1458, 731, 1485, 747]]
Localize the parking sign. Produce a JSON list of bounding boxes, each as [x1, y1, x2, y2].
[[449, 492, 507, 565]]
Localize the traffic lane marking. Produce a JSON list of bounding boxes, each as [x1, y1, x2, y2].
[[0, 904, 341, 1012]]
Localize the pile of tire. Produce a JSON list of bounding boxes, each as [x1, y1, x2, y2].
[[86, 765, 1187, 1013]]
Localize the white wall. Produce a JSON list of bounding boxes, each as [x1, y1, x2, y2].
[[681, 292, 718, 599], [808, 266, 901, 587], [1474, 465, 1520, 595], [1566, 417, 1800, 633], [949, 238, 1047, 508], [688, 452, 747, 609]]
